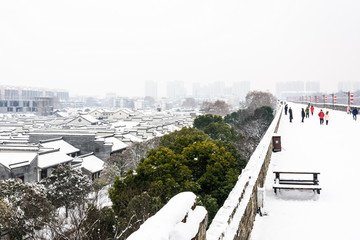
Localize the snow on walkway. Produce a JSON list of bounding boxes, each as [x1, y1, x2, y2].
[[251, 103, 360, 240]]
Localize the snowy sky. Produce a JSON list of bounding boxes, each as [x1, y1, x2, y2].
[[1, 0, 360, 97]]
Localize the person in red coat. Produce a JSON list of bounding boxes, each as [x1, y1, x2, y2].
[[318, 109, 325, 125], [310, 105, 315, 116]]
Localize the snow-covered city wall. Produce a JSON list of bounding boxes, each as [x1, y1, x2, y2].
[[206, 106, 283, 240], [127, 192, 208, 240], [294, 101, 359, 112]]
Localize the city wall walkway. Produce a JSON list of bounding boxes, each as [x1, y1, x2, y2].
[[251, 103, 360, 240]]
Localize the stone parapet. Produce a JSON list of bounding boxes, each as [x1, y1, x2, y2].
[[206, 106, 283, 240], [128, 192, 208, 240]]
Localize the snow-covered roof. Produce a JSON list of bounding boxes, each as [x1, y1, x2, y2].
[[38, 150, 73, 168], [80, 154, 104, 173], [121, 133, 144, 143], [103, 137, 128, 152], [0, 152, 37, 169], [40, 139, 79, 155], [164, 124, 181, 132], [81, 115, 99, 123]]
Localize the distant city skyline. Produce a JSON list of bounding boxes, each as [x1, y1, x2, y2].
[[1, 1, 360, 98]]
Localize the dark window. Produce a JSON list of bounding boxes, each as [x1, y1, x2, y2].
[[0, 101, 7, 107], [23, 101, 30, 107], [10, 101, 19, 107], [41, 169, 47, 179]]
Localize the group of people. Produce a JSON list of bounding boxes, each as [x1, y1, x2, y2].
[[284, 103, 360, 125], [284, 103, 329, 125]]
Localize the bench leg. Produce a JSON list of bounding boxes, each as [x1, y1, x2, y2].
[[317, 189, 320, 194]]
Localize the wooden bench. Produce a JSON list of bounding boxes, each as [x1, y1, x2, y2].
[[273, 171, 321, 194]]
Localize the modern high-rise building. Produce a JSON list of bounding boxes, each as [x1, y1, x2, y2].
[[145, 80, 158, 99], [338, 81, 360, 92], [305, 81, 320, 94], [232, 81, 251, 100], [166, 80, 186, 98], [276, 81, 320, 99]]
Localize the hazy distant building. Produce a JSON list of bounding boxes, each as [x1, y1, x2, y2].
[[338, 81, 360, 92], [214, 81, 225, 97], [232, 81, 250, 100], [305, 81, 320, 94], [276, 81, 320, 99], [145, 80, 158, 99], [167, 80, 186, 98], [276, 81, 305, 99], [0, 86, 68, 114], [192, 82, 201, 98], [114, 97, 134, 109]]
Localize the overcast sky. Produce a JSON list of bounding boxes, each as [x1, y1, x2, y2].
[[1, 0, 360, 97]]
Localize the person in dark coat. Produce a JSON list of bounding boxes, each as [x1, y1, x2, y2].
[[301, 108, 305, 122], [284, 104, 288, 115], [289, 107, 293, 122], [352, 107, 358, 120]]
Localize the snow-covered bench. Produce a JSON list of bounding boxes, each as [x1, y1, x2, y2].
[[273, 170, 321, 194]]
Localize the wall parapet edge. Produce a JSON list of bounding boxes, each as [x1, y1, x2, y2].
[[207, 105, 283, 240]]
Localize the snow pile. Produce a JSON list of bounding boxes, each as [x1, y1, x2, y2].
[[127, 192, 207, 240], [207, 106, 282, 240]]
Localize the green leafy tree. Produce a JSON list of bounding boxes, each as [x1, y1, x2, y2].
[[203, 122, 239, 142], [181, 142, 239, 204], [41, 164, 93, 217], [193, 114, 224, 130], [160, 127, 209, 154]]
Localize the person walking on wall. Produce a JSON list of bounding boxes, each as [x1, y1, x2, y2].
[[318, 109, 325, 125], [305, 106, 310, 118], [352, 107, 358, 120], [325, 111, 330, 125], [301, 108, 305, 122], [311, 105, 315, 116], [289, 107, 293, 123], [285, 104, 288, 115]]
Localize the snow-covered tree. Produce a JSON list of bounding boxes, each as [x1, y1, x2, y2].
[[182, 97, 197, 108], [201, 100, 230, 116], [0, 179, 54, 239], [245, 90, 277, 111], [41, 164, 93, 218], [103, 137, 161, 181]]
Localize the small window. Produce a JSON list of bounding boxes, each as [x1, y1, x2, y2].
[[41, 169, 47, 179]]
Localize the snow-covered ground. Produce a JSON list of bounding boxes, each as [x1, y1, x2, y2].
[[251, 103, 360, 240]]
